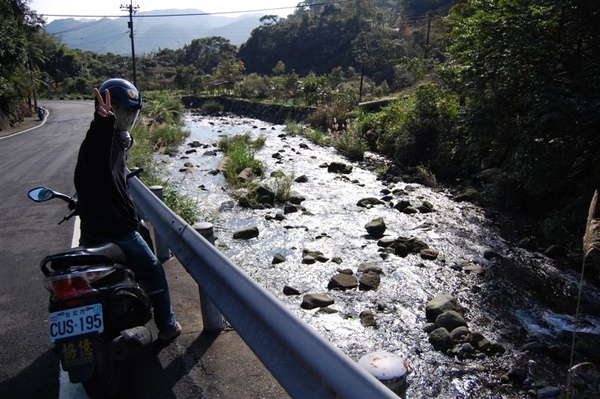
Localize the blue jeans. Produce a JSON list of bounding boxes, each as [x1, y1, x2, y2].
[[80, 230, 177, 333]]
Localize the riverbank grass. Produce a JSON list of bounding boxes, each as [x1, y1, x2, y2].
[[218, 133, 266, 184], [127, 91, 199, 224]]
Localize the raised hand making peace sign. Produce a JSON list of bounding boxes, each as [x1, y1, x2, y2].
[[94, 88, 114, 118]]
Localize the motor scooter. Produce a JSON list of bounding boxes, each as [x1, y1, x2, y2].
[[28, 170, 154, 398], [37, 106, 46, 121]]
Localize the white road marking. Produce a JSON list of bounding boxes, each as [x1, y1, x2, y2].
[[59, 371, 88, 398], [59, 217, 89, 399], [0, 111, 48, 140]]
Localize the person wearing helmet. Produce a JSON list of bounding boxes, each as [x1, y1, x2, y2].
[[74, 78, 181, 341]]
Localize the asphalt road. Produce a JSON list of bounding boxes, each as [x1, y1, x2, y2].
[[0, 100, 92, 398]]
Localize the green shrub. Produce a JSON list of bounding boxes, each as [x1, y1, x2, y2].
[[284, 122, 307, 137], [356, 99, 410, 157], [126, 90, 197, 224], [202, 100, 224, 114], [330, 121, 368, 161], [219, 133, 265, 152], [143, 91, 184, 126], [415, 164, 437, 187], [235, 73, 271, 99], [308, 102, 350, 132]]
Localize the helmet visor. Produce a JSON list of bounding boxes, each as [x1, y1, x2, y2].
[[113, 104, 140, 131]]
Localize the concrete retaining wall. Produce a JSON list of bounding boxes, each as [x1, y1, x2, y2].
[[181, 95, 314, 125]]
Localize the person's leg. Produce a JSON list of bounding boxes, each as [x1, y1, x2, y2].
[[114, 231, 177, 333], [80, 231, 178, 334]]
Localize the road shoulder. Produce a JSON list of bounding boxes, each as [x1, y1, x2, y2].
[[0, 116, 43, 138]]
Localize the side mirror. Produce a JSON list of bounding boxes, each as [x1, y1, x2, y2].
[[28, 187, 55, 202]]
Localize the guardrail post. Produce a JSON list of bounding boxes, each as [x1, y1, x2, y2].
[[193, 222, 224, 332], [149, 185, 171, 261], [358, 352, 408, 396]]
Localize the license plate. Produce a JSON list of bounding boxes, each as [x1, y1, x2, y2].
[[48, 304, 104, 342]]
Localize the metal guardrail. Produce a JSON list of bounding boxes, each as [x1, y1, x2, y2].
[[128, 177, 398, 399]]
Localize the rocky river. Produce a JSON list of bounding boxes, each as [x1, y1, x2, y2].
[[154, 112, 600, 398]]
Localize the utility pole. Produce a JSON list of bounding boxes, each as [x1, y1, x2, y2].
[[121, 1, 139, 87], [424, 11, 432, 59]]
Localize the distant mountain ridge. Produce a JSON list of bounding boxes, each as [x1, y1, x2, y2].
[[44, 9, 266, 55]]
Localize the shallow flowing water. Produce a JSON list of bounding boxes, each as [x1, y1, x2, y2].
[[155, 114, 600, 398]]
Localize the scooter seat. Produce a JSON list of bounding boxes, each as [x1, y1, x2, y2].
[[40, 243, 127, 275]]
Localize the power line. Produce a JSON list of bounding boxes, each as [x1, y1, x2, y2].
[[40, 7, 295, 20], [37, 1, 351, 20], [49, 18, 109, 35], [73, 32, 129, 46]]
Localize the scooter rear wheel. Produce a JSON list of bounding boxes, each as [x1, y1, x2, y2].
[[82, 339, 126, 399]]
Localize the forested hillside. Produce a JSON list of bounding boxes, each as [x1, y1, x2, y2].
[[2, 0, 599, 267], [238, 0, 453, 81]]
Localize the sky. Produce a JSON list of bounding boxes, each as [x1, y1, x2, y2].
[[29, 0, 302, 22]]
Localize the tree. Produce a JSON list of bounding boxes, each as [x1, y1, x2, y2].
[[182, 37, 237, 74], [301, 73, 328, 106], [441, 0, 600, 244], [212, 59, 246, 90], [0, 0, 44, 126], [272, 61, 286, 76]]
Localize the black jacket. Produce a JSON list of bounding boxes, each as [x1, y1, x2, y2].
[[74, 112, 138, 239]]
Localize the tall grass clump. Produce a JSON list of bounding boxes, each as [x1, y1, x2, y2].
[[330, 121, 368, 161], [129, 124, 189, 178], [162, 185, 200, 224], [128, 124, 160, 181], [267, 171, 295, 202], [148, 123, 189, 154], [304, 127, 329, 145], [218, 134, 265, 183], [415, 164, 438, 187], [284, 122, 329, 145], [308, 102, 351, 132]]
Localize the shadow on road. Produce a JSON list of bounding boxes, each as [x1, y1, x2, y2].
[[0, 349, 59, 399], [123, 331, 220, 398]]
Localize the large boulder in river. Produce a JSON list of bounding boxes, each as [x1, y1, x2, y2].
[[328, 273, 358, 290], [233, 226, 259, 240], [359, 272, 381, 291], [365, 217, 386, 238], [429, 327, 454, 352], [397, 236, 429, 253], [301, 294, 334, 309], [251, 185, 275, 206], [328, 162, 353, 174], [435, 310, 468, 331], [426, 293, 465, 322], [357, 197, 385, 208]]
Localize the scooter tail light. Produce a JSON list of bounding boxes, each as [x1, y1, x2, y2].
[[44, 267, 115, 301]]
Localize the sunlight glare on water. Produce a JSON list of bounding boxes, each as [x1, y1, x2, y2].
[[155, 113, 600, 398]]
